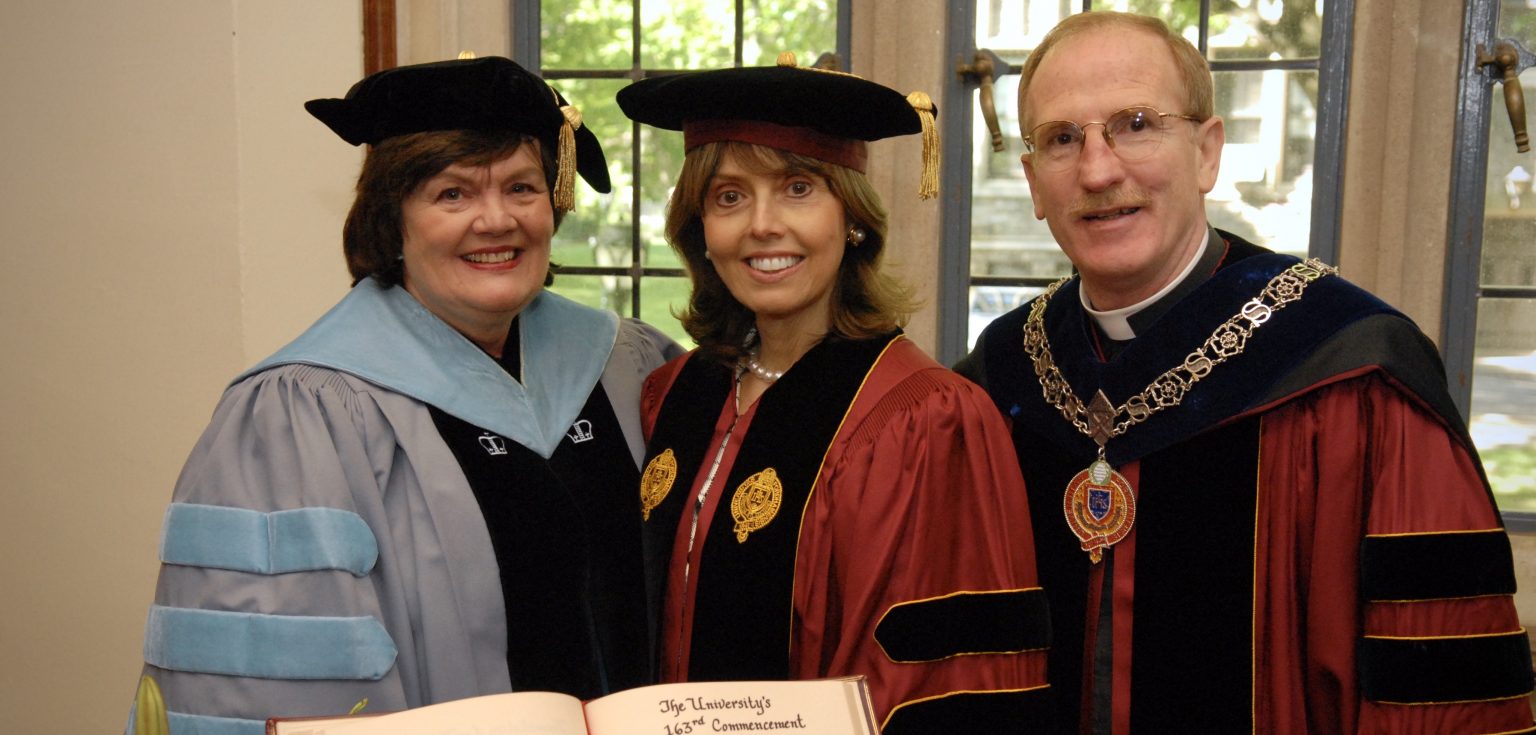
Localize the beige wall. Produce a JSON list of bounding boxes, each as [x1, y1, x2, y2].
[[0, 1, 359, 731], [1338, 0, 1465, 340], [401, 0, 511, 63], [850, 0, 949, 353]]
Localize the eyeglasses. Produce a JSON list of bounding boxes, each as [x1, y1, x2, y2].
[[1024, 106, 1203, 171]]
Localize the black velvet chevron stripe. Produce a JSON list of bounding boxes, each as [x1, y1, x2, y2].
[[874, 589, 1051, 662], [882, 688, 1054, 735], [1361, 531, 1516, 602], [1360, 631, 1535, 703]]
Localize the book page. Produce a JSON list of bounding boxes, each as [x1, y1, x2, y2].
[[274, 691, 588, 735], [582, 678, 877, 735]]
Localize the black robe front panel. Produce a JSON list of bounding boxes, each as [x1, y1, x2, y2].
[[641, 335, 897, 681], [430, 378, 646, 698]]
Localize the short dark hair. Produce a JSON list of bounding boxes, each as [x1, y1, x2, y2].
[[1018, 12, 1214, 132], [664, 141, 914, 365], [342, 129, 564, 287]]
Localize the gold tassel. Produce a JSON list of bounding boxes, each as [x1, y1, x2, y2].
[[134, 675, 170, 735], [551, 84, 580, 212], [907, 91, 940, 200]]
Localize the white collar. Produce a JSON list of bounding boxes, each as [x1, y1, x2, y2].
[[1082, 228, 1211, 340]]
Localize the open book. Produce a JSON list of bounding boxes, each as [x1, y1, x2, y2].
[[267, 676, 877, 735]]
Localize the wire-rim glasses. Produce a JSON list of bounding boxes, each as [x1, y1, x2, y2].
[[1024, 106, 1203, 171]]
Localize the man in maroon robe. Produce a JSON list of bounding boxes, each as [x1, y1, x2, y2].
[[958, 11, 1535, 734]]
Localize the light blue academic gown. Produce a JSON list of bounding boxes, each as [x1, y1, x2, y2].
[[128, 279, 679, 734]]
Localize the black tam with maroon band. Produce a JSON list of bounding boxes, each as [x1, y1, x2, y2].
[[617, 54, 939, 198], [616, 60, 921, 173], [956, 231, 1534, 733]]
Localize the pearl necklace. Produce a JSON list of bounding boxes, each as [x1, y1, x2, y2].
[[744, 349, 784, 383]]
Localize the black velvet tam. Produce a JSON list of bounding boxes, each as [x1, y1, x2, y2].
[[306, 56, 611, 192], [615, 57, 923, 143]]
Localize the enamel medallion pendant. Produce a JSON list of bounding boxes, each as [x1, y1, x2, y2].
[[1024, 263, 1337, 564], [1063, 458, 1136, 563]]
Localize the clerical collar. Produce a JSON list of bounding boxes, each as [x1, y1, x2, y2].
[[1082, 227, 1219, 340]]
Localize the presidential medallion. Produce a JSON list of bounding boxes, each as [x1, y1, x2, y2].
[[1063, 459, 1136, 564], [731, 468, 784, 543], [640, 448, 677, 521], [1026, 260, 1337, 564]]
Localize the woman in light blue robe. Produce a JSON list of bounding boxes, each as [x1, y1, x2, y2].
[[129, 56, 679, 734]]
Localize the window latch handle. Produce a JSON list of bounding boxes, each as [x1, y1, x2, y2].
[[956, 48, 1009, 153], [1478, 39, 1535, 153]]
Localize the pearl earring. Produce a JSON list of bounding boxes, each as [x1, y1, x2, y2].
[[846, 227, 866, 246]]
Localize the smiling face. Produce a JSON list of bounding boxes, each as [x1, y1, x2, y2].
[[400, 143, 554, 355], [1021, 25, 1224, 310], [701, 148, 849, 337]]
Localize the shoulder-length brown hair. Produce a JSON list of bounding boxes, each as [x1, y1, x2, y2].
[[664, 141, 915, 365], [343, 129, 564, 287]]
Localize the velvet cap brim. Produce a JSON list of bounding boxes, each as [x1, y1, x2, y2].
[[306, 56, 611, 193], [615, 64, 923, 145]]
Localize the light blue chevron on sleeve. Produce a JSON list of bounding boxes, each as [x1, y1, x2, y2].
[[159, 503, 377, 577], [167, 711, 267, 735], [126, 708, 266, 735], [144, 606, 397, 680]]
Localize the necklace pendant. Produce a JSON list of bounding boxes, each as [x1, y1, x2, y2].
[[1063, 458, 1136, 564], [1086, 390, 1117, 446]]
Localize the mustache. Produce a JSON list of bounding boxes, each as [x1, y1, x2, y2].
[[1069, 188, 1150, 217]]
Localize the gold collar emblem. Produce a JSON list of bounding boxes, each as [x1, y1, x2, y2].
[[1025, 259, 1337, 563], [731, 468, 784, 543], [640, 448, 678, 521]]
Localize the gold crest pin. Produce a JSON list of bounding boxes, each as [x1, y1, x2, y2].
[[640, 449, 677, 521], [731, 468, 784, 542]]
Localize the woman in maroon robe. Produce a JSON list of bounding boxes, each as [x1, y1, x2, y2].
[[618, 55, 1053, 733]]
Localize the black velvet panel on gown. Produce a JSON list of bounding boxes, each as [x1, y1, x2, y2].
[[428, 319, 648, 697]]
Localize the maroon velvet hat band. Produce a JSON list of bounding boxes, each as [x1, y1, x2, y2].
[[683, 119, 869, 173]]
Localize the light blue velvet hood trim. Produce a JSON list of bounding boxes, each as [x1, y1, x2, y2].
[[239, 280, 619, 459]]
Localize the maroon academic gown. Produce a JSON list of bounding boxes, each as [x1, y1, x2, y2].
[[959, 233, 1535, 734], [639, 333, 1052, 733]]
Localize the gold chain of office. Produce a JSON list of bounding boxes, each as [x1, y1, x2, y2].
[[1022, 258, 1339, 448]]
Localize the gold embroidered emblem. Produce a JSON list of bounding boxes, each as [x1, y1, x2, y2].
[[731, 468, 784, 543], [639, 449, 677, 521], [1062, 459, 1136, 564]]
